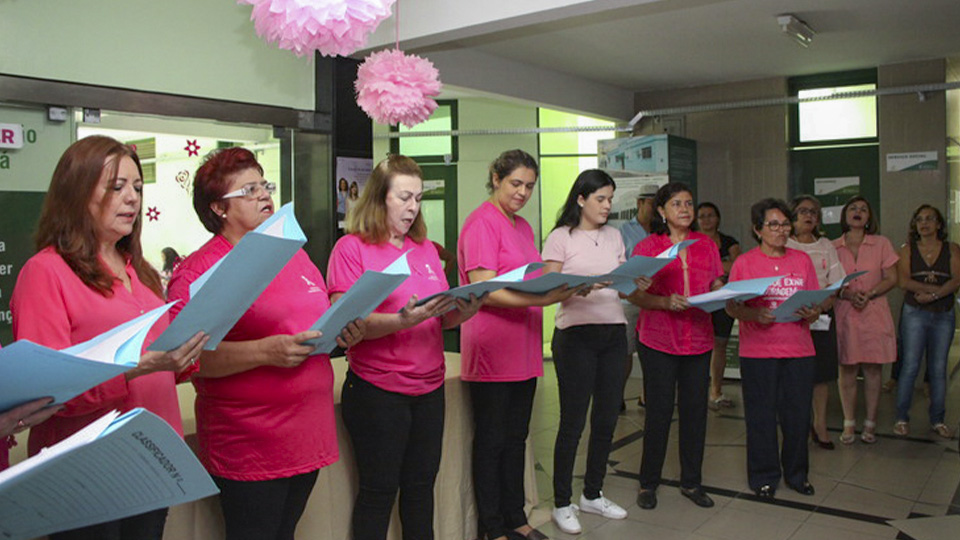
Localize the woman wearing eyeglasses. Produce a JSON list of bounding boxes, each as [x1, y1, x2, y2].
[[167, 148, 364, 540], [727, 198, 820, 499], [832, 196, 898, 445], [786, 196, 845, 450], [630, 183, 723, 512], [894, 205, 959, 439]]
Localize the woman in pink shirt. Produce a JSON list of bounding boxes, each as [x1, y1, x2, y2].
[[10, 136, 208, 539], [326, 155, 481, 540], [630, 183, 723, 512], [167, 148, 363, 540], [543, 170, 650, 534], [832, 196, 898, 444], [727, 198, 820, 499], [458, 150, 577, 540]]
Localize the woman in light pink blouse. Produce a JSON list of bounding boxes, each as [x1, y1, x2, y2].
[[542, 169, 650, 534]]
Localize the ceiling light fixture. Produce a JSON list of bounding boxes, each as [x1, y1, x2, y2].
[[778, 14, 815, 47]]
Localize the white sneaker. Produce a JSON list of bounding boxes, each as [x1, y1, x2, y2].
[[552, 504, 582, 534], [579, 492, 628, 519]]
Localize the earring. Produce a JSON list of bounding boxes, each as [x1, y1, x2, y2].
[[578, 203, 584, 208], [221, 213, 227, 218]]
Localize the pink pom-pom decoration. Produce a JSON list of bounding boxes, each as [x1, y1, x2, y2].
[[239, 0, 395, 58], [355, 49, 442, 128]]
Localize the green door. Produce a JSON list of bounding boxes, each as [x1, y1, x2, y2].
[[418, 163, 460, 351], [791, 145, 880, 239]]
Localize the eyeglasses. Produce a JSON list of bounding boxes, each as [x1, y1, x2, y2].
[[915, 215, 939, 223], [666, 200, 694, 209], [796, 207, 819, 216], [222, 181, 276, 200], [763, 221, 792, 231]]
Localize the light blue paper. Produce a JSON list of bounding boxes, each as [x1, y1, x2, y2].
[[415, 263, 546, 305], [0, 409, 218, 540], [688, 276, 785, 313], [772, 271, 867, 322], [306, 252, 412, 353], [505, 239, 700, 296], [0, 303, 174, 411], [150, 203, 306, 352]]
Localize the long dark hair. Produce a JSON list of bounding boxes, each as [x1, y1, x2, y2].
[[649, 182, 693, 235], [553, 169, 616, 231], [35, 135, 162, 298], [908, 204, 947, 242]]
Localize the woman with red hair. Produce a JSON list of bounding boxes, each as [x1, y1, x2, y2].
[[167, 147, 363, 540]]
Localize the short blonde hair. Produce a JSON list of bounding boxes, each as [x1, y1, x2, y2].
[[346, 155, 427, 244]]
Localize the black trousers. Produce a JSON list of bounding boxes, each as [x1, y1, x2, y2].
[[740, 356, 815, 491], [469, 378, 537, 540], [638, 343, 710, 490], [552, 324, 627, 507], [213, 469, 319, 540], [342, 370, 445, 540], [49, 509, 167, 540]]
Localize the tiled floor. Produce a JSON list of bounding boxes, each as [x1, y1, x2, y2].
[[524, 351, 960, 540]]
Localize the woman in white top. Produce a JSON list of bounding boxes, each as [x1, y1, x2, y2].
[[786, 195, 845, 450], [542, 169, 650, 534]]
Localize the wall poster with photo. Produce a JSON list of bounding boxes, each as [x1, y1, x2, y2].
[[335, 157, 373, 228]]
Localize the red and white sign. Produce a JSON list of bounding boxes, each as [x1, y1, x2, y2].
[[0, 123, 24, 149]]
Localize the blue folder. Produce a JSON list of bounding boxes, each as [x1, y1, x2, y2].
[[0, 303, 174, 411], [688, 276, 785, 313], [148, 203, 305, 352], [0, 409, 218, 540], [306, 252, 412, 353], [772, 271, 867, 322]]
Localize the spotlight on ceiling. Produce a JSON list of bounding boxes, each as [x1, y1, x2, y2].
[[778, 14, 815, 47]]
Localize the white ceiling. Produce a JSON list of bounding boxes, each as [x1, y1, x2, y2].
[[404, 0, 960, 100]]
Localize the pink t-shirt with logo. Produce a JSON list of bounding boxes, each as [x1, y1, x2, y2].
[[168, 235, 337, 481], [634, 232, 723, 356], [11, 247, 179, 457], [542, 225, 627, 329], [458, 201, 544, 382], [728, 247, 818, 359], [326, 234, 449, 396]]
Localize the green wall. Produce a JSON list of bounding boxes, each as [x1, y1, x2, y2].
[[0, 0, 314, 109]]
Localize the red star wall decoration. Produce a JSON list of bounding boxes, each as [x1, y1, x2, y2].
[[184, 139, 200, 157], [146, 207, 161, 221]]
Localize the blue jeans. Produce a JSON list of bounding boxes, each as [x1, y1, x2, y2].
[[896, 304, 955, 425]]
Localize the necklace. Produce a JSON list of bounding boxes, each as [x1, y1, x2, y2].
[[582, 228, 601, 246]]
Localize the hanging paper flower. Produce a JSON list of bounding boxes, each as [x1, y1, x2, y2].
[[355, 49, 442, 128], [238, 0, 396, 58]]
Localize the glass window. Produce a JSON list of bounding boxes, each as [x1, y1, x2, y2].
[[798, 84, 877, 143], [396, 103, 455, 159]]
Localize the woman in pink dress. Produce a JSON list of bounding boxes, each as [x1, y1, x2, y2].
[[833, 196, 899, 444]]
